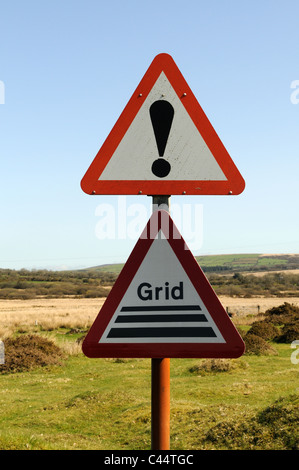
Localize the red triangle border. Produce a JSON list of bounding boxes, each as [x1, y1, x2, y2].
[[81, 53, 245, 196], [82, 210, 245, 358]]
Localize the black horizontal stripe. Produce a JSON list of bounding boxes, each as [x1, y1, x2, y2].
[[120, 305, 201, 312], [115, 314, 207, 323], [107, 327, 216, 338]]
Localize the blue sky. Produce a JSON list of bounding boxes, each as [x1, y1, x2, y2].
[[0, 0, 298, 270]]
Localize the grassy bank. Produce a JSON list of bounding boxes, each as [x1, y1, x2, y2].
[[0, 330, 298, 450]]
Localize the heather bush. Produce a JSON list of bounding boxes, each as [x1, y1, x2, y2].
[[0, 335, 65, 374]]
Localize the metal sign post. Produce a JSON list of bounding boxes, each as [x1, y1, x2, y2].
[[151, 357, 170, 450], [151, 195, 171, 451]]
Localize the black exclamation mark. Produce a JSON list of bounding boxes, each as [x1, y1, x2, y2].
[[150, 100, 174, 178]]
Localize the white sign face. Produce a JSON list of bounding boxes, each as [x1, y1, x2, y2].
[[99, 232, 225, 344], [99, 72, 227, 182]]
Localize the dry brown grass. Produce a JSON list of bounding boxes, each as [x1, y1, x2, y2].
[[0, 298, 105, 338], [219, 296, 299, 325], [244, 269, 299, 277]]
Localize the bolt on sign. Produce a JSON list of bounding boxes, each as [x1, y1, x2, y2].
[[82, 210, 245, 359], [81, 53, 245, 196]]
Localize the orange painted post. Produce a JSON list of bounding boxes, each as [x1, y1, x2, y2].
[[151, 358, 170, 450], [151, 196, 171, 450]]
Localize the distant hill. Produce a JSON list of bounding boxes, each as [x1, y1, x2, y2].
[[89, 254, 299, 275], [195, 253, 299, 273]]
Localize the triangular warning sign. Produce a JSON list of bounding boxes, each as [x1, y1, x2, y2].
[[82, 210, 245, 358], [81, 53, 245, 196]]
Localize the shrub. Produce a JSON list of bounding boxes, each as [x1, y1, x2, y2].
[[275, 323, 299, 343], [265, 302, 299, 317], [264, 302, 299, 326], [204, 394, 299, 449], [189, 358, 248, 375], [85, 287, 110, 298], [247, 321, 280, 341], [0, 335, 65, 374], [244, 333, 277, 356], [263, 302, 299, 342], [257, 394, 299, 426]]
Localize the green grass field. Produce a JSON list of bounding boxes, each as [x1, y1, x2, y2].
[[0, 328, 298, 450], [196, 253, 289, 269]]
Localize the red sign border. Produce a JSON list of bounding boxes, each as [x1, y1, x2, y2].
[[80, 53, 245, 196], [82, 210, 245, 359]]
